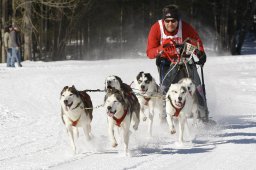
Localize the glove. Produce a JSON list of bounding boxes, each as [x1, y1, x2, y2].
[[195, 49, 206, 65], [158, 39, 176, 58], [162, 39, 173, 48]]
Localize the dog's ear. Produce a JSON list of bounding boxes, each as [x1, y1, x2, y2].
[[178, 78, 184, 84], [61, 86, 68, 95], [70, 85, 79, 96], [115, 76, 123, 84], [136, 71, 144, 81], [144, 73, 153, 82]]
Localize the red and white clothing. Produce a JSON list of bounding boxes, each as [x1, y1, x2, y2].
[[146, 19, 205, 59]]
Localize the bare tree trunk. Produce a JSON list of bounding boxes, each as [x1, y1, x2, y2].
[[212, 1, 220, 53], [12, 0, 15, 25], [23, 0, 32, 61], [1, 0, 8, 63], [87, 19, 90, 58], [79, 26, 83, 59], [120, 4, 123, 57]]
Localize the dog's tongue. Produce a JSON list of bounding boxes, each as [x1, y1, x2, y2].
[[107, 111, 114, 117], [175, 101, 182, 108], [65, 106, 69, 112], [141, 89, 146, 94]]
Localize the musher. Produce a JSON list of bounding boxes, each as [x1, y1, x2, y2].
[[146, 4, 208, 121]]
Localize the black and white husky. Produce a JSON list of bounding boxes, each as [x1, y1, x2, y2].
[[60, 85, 93, 153], [166, 82, 192, 144], [134, 71, 165, 136], [104, 89, 140, 155]]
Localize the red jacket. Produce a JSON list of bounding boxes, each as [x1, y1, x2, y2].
[[146, 20, 205, 59]]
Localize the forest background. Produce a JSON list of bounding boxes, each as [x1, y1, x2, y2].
[[0, 0, 256, 62]]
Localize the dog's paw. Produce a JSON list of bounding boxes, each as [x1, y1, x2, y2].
[[112, 143, 118, 148], [170, 129, 176, 134], [159, 117, 167, 124], [143, 116, 147, 121], [133, 124, 138, 130]]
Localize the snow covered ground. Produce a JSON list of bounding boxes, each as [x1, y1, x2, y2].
[[0, 55, 256, 170]]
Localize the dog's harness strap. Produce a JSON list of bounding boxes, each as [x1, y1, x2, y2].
[[72, 102, 81, 110], [129, 81, 134, 87], [113, 109, 128, 127], [83, 104, 104, 110], [168, 96, 185, 117]]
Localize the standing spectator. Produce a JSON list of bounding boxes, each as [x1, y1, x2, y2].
[[3, 25, 13, 67], [13, 26, 23, 67], [4, 25, 23, 67]]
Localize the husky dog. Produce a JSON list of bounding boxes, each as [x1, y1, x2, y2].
[[166, 83, 191, 143], [134, 71, 165, 136], [178, 78, 207, 124], [60, 85, 93, 153], [105, 89, 140, 155], [104, 75, 140, 129]]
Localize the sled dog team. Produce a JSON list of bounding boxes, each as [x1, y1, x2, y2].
[[60, 72, 205, 154]]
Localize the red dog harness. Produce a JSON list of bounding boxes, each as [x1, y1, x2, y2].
[[108, 110, 128, 127], [67, 114, 81, 127]]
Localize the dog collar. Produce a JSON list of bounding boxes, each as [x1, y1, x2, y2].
[[72, 102, 82, 110], [112, 109, 128, 127], [168, 96, 185, 117]]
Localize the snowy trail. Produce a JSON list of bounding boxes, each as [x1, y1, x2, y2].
[[0, 56, 256, 170]]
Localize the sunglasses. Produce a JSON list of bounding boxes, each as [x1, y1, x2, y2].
[[164, 19, 177, 23]]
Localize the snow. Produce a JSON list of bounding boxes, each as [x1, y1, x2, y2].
[[0, 55, 256, 170]]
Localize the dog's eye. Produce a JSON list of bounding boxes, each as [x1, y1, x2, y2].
[[69, 94, 73, 96], [172, 90, 177, 93], [114, 101, 120, 104], [145, 80, 149, 84], [138, 80, 142, 84]]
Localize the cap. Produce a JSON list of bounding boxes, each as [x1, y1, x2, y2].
[[162, 5, 180, 20]]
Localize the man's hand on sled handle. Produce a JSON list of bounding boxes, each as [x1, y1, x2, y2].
[[156, 38, 181, 64], [182, 38, 206, 66]]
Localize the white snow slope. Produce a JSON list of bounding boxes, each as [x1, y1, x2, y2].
[[0, 55, 256, 170]]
